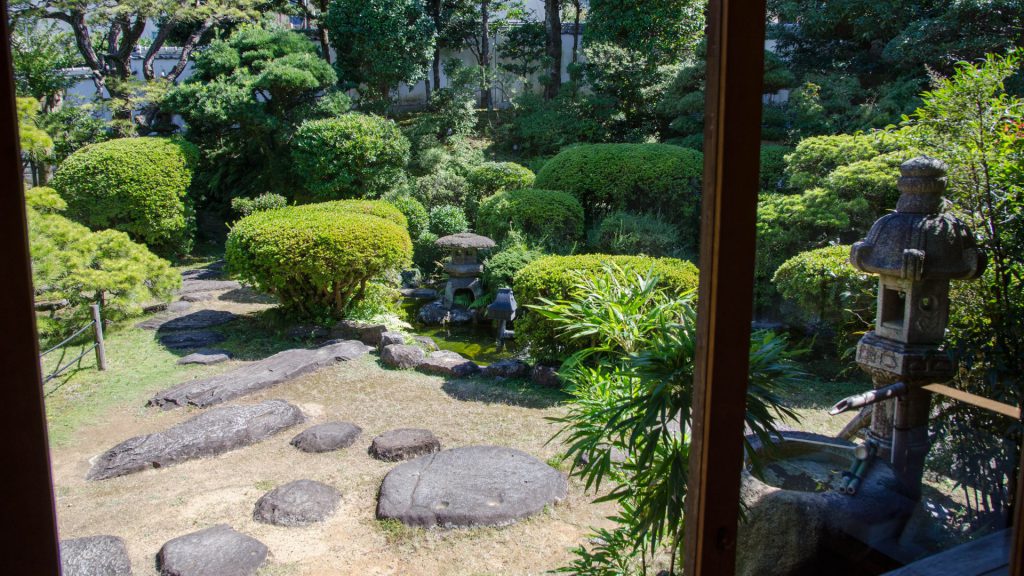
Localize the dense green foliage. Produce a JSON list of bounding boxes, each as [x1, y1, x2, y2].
[[225, 202, 411, 318], [585, 0, 703, 63], [513, 254, 699, 362], [476, 188, 584, 251], [326, 0, 435, 107], [581, 43, 679, 140], [26, 187, 179, 340], [428, 204, 470, 236], [386, 194, 429, 240], [291, 114, 410, 199], [164, 24, 339, 205], [466, 161, 535, 197], [589, 211, 680, 257], [535, 144, 703, 250], [51, 137, 198, 258], [499, 91, 612, 157], [481, 238, 545, 297], [231, 193, 288, 218], [759, 145, 792, 192]]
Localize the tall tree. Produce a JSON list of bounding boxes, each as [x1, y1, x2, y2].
[[586, 0, 704, 65], [424, 0, 476, 100], [542, 0, 561, 98], [9, 19, 79, 111]]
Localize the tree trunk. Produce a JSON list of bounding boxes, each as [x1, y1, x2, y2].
[[572, 0, 580, 64], [142, 22, 174, 81], [317, 26, 331, 65], [166, 19, 214, 82], [480, 0, 491, 110], [424, 68, 432, 103], [433, 47, 442, 93], [544, 0, 562, 99]]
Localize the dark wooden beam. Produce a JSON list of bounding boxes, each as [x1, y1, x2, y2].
[[1013, 433, 1023, 576], [0, 0, 62, 573], [683, 0, 768, 574]]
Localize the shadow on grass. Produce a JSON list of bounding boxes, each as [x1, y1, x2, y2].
[[218, 287, 277, 304], [441, 377, 566, 410]]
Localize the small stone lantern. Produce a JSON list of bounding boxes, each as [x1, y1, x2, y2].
[[486, 287, 518, 344], [844, 156, 984, 497], [435, 232, 496, 309]]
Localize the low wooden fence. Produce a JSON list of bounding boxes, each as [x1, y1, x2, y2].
[[39, 303, 107, 384]]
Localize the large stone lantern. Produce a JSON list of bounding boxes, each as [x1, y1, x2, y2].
[[842, 156, 984, 497], [435, 232, 496, 309]]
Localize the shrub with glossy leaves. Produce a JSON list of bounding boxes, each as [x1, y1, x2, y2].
[[291, 113, 410, 199], [467, 161, 536, 197], [590, 211, 680, 257], [760, 145, 792, 192], [51, 136, 198, 258], [476, 188, 584, 251], [428, 204, 469, 236], [225, 203, 412, 318], [784, 134, 882, 190], [534, 143, 703, 248], [513, 254, 699, 362]]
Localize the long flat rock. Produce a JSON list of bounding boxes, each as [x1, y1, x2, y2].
[[377, 445, 568, 528], [149, 340, 370, 409], [87, 400, 304, 481]]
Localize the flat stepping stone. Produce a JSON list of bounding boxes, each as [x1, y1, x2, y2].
[[177, 279, 241, 295], [157, 525, 266, 576], [149, 340, 370, 409], [61, 535, 132, 576], [380, 344, 425, 370], [168, 300, 193, 313], [177, 350, 232, 365], [253, 480, 341, 526], [415, 350, 480, 378], [181, 267, 223, 281], [290, 422, 362, 453], [158, 310, 238, 331], [87, 400, 304, 480], [369, 428, 441, 462], [180, 292, 216, 303], [481, 359, 531, 379], [159, 330, 226, 350], [377, 446, 568, 528]]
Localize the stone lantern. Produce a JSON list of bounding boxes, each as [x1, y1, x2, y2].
[[837, 156, 985, 498], [434, 232, 496, 309]]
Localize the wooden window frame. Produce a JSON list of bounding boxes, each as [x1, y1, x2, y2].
[[0, 0, 1019, 573]]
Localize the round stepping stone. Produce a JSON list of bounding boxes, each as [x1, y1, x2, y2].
[[380, 344, 425, 370], [369, 428, 441, 462], [290, 422, 362, 453], [61, 535, 132, 576], [377, 445, 568, 528], [177, 350, 231, 366], [253, 479, 341, 526], [157, 524, 266, 576]]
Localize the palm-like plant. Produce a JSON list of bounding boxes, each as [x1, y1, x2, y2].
[[543, 265, 802, 574]]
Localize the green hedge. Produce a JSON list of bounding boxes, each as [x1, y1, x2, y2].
[[51, 136, 199, 258], [533, 143, 703, 249], [476, 188, 584, 251], [513, 254, 699, 362], [313, 199, 407, 228], [291, 113, 409, 199], [386, 195, 429, 239], [466, 161, 535, 197], [225, 203, 411, 318]]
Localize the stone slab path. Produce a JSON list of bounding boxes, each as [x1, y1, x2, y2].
[[290, 422, 362, 453], [369, 428, 441, 462]]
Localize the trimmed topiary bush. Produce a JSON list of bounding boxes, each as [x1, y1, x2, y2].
[[314, 199, 407, 228], [231, 193, 288, 218], [476, 188, 584, 252], [589, 211, 680, 257], [533, 143, 703, 249], [481, 241, 545, 297], [783, 134, 880, 190], [291, 113, 410, 199], [466, 161, 535, 197], [428, 204, 470, 236], [225, 203, 412, 318], [386, 194, 429, 239], [51, 136, 199, 258], [513, 254, 699, 362]]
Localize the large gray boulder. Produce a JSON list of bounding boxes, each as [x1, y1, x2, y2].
[[415, 350, 479, 378], [377, 446, 568, 528], [150, 340, 369, 409], [380, 344, 425, 370], [290, 422, 362, 453], [415, 301, 473, 325], [378, 331, 405, 350], [61, 535, 132, 576], [140, 310, 238, 332], [481, 359, 531, 379], [87, 400, 304, 481], [253, 480, 341, 527], [156, 525, 266, 576], [330, 320, 388, 346], [369, 428, 441, 462]]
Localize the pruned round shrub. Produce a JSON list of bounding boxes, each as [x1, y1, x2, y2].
[[467, 161, 535, 197], [783, 134, 880, 190], [513, 254, 699, 362], [481, 242, 545, 297], [291, 113, 410, 199], [314, 199, 407, 228], [225, 203, 412, 318], [231, 193, 288, 218], [534, 143, 703, 249], [386, 194, 429, 239], [476, 188, 584, 251], [589, 211, 679, 257], [51, 136, 199, 258], [428, 204, 469, 236]]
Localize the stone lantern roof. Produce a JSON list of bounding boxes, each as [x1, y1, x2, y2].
[[849, 157, 985, 281], [434, 233, 496, 251]]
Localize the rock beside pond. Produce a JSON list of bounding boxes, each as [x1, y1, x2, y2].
[[416, 351, 480, 378], [253, 480, 341, 527], [330, 320, 388, 346], [61, 535, 132, 576], [416, 300, 473, 325], [156, 525, 266, 576], [380, 344, 426, 370], [150, 340, 369, 409], [481, 359, 531, 379], [176, 350, 231, 365], [290, 422, 362, 453], [87, 400, 304, 481], [412, 336, 439, 351], [369, 428, 441, 462], [159, 331, 226, 350], [377, 446, 568, 528], [378, 331, 405, 349], [531, 365, 561, 388]]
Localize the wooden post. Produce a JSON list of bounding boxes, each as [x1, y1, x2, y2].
[[91, 303, 107, 371]]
